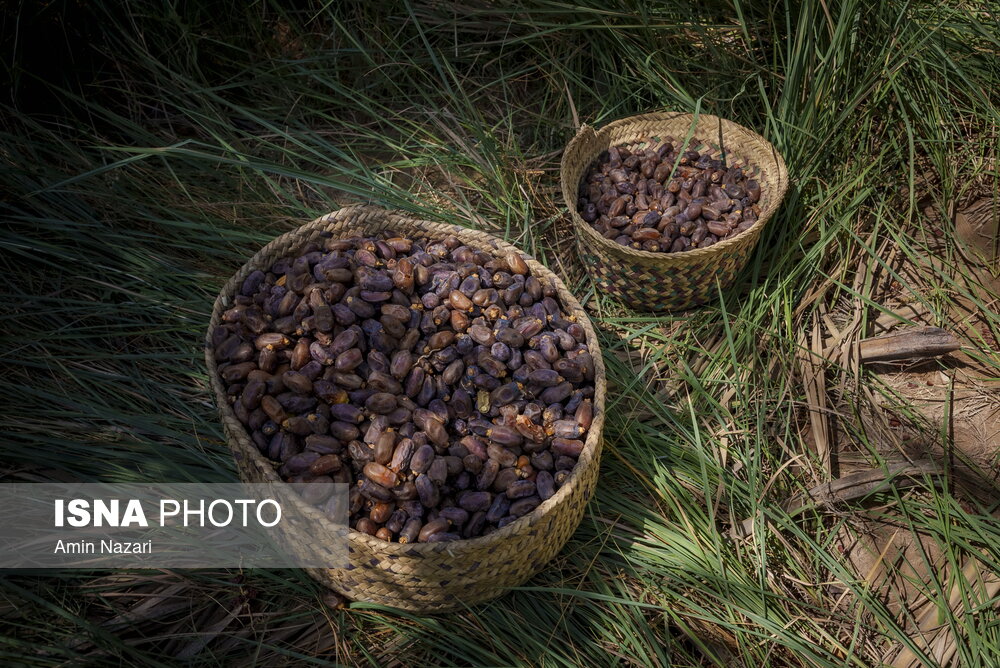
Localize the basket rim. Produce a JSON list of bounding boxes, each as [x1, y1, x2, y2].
[[205, 205, 607, 559], [559, 110, 790, 263]]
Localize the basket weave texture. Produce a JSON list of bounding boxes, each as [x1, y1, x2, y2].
[[560, 111, 789, 311], [205, 205, 606, 612]]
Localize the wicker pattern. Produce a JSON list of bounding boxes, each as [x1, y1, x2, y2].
[[205, 205, 606, 613], [560, 112, 789, 311]]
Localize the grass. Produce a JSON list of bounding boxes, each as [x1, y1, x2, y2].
[[2, 0, 999, 665]]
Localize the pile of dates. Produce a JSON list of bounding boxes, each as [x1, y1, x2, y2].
[[213, 233, 597, 543], [576, 139, 763, 253]]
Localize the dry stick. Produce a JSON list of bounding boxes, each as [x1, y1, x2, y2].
[[857, 326, 961, 363], [730, 460, 943, 539], [822, 325, 960, 363]]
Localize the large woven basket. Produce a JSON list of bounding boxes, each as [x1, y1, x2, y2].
[[205, 205, 606, 613], [560, 112, 789, 311]]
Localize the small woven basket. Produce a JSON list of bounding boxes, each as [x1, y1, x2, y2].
[[560, 111, 789, 311], [205, 205, 606, 613]]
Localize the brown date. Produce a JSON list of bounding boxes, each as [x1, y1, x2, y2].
[[215, 233, 598, 543]]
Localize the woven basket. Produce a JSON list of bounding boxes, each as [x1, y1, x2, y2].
[[205, 205, 606, 613], [560, 112, 789, 311]]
